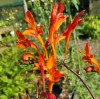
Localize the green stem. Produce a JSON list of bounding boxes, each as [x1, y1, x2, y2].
[[73, 30, 81, 70]]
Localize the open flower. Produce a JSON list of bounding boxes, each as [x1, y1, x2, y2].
[[46, 69, 65, 93], [23, 10, 43, 37], [23, 10, 48, 59], [16, 30, 40, 54], [79, 42, 100, 74], [55, 10, 85, 59], [16, 30, 31, 50], [46, 56, 65, 93], [49, 2, 66, 44], [79, 42, 94, 65], [33, 55, 65, 93], [46, 2, 67, 56]]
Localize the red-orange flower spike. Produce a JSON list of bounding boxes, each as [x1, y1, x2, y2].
[[50, 2, 66, 37], [54, 10, 85, 59], [48, 2, 67, 56], [81, 42, 94, 65], [23, 10, 43, 36], [79, 42, 100, 74], [64, 10, 85, 58], [24, 10, 48, 59]]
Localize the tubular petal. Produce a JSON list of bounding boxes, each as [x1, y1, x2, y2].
[[23, 28, 37, 37], [46, 55, 56, 70], [85, 42, 90, 55]]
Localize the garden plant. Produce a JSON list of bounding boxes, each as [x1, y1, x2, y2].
[[15, 1, 99, 99]]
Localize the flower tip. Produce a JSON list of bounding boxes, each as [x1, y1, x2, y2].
[[80, 10, 85, 15], [82, 9, 85, 13], [78, 10, 85, 17]]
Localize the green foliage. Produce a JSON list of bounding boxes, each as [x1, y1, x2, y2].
[[0, 20, 11, 27], [63, 0, 79, 11], [0, 45, 36, 98], [80, 15, 100, 39]]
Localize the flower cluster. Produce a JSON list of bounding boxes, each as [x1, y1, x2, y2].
[[16, 2, 84, 99], [79, 42, 100, 74]]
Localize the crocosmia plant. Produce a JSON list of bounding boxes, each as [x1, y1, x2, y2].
[[16, 1, 96, 99]]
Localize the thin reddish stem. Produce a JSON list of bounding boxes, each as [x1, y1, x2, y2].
[[59, 62, 96, 99]]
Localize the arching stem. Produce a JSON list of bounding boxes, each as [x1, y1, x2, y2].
[[59, 62, 96, 99]]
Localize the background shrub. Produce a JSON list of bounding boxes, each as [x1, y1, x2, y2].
[[80, 15, 100, 39]]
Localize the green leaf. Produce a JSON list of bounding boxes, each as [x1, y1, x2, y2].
[[71, 0, 79, 10]]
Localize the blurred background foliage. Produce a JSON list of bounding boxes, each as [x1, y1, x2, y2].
[[0, 0, 100, 99]]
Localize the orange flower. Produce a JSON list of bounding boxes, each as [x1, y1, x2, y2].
[[16, 30, 31, 49], [79, 42, 94, 64], [82, 42, 94, 64], [24, 10, 43, 36], [47, 2, 67, 56], [55, 10, 85, 59], [46, 69, 65, 93], [36, 54, 60, 92], [84, 61, 100, 74], [33, 55, 64, 93], [46, 56, 65, 93], [33, 55, 56, 71], [16, 30, 40, 54], [46, 55, 56, 71], [79, 42, 100, 74], [49, 2, 66, 43], [23, 10, 48, 59]]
